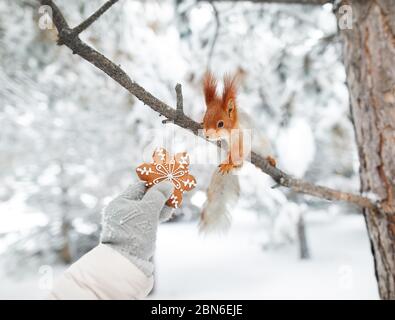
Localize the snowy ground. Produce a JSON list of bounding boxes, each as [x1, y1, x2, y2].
[[0, 209, 379, 300]]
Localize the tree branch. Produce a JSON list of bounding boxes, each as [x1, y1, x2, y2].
[[207, 1, 220, 69], [72, 0, 120, 36], [163, 84, 184, 124], [36, 0, 379, 212], [175, 84, 184, 117]]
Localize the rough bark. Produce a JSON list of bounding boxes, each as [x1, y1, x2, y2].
[[339, 0, 395, 299]]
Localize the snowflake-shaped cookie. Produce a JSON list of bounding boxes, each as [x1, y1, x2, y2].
[[136, 148, 197, 208]]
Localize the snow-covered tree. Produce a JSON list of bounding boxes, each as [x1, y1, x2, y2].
[[0, 0, 364, 277]]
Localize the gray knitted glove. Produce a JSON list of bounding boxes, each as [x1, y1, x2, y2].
[[100, 181, 174, 277]]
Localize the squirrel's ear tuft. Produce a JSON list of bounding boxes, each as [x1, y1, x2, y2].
[[227, 99, 234, 117], [203, 71, 218, 107], [222, 73, 238, 116]]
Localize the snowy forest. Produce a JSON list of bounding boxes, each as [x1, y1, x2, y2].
[[1, 0, 394, 300]]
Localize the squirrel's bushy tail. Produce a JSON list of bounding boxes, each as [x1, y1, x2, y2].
[[199, 169, 240, 234]]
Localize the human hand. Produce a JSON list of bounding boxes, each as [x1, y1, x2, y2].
[[100, 181, 174, 277]]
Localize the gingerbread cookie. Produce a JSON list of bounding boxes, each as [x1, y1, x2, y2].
[[136, 148, 196, 208]]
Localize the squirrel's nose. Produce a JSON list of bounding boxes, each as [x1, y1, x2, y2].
[[204, 128, 217, 140]]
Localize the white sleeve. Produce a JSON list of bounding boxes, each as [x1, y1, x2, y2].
[[48, 244, 154, 300]]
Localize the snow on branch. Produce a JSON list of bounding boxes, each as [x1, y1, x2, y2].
[[37, 0, 379, 212]]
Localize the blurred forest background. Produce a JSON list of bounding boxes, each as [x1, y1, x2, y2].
[[0, 0, 378, 299]]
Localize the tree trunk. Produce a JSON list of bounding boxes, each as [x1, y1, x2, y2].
[[339, 0, 395, 299], [59, 162, 72, 264], [297, 212, 310, 260]]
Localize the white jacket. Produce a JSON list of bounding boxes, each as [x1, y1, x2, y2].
[[49, 244, 153, 300]]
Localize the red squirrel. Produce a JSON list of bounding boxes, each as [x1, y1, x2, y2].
[[200, 71, 276, 233]]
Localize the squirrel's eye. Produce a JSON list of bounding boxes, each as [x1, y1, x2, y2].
[[217, 120, 224, 128]]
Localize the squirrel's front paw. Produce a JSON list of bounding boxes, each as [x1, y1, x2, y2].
[[218, 163, 235, 175], [266, 156, 277, 167]]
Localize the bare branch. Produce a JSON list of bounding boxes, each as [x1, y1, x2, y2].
[[163, 84, 184, 124], [175, 84, 184, 116], [37, 0, 379, 212], [72, 0, 120, 36], [251, 152, 376, 209], [207, 1, 220, 69]]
